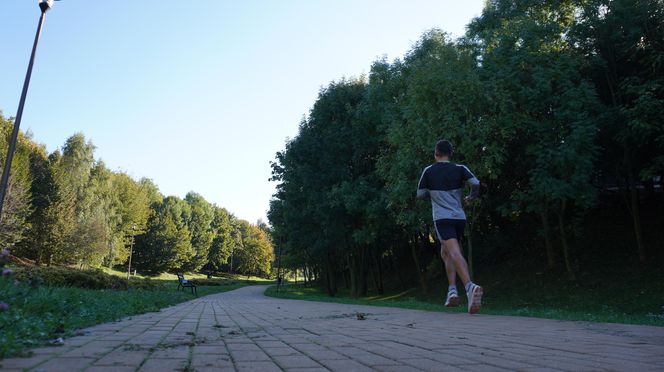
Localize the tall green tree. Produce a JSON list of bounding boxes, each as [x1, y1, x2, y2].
[[104, 172, 152, 266], [132, 196, 193, 275], [0, 113, 33, 251], [17, 141, 56, 261], [205, 206, 233, 272], [570, 0, 664, 263], [231, 220, 273, 277], [466, 0, 601, 276], [182, 192, 214, 271]]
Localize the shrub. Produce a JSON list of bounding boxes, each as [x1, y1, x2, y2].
[[191, 278, 237, 286], [0, 249, 12, 312], [11, 266, 162, 290], [129, 277, 163, 290]]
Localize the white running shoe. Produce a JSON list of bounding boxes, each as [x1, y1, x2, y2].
[[445, 291, 459, 307], [467, 284, 483, 314]]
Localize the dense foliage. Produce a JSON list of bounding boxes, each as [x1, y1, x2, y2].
[[0, 115, 273, 277], [269, 0, 664, 296], [11, 266, 160, 290]]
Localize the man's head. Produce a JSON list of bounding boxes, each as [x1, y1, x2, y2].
[[434, 140, 453, 160]]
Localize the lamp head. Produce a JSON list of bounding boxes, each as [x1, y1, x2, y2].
[[39, 0, 59, 13]]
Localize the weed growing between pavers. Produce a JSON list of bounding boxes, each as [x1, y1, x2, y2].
[[123, 336, 216, 353], [317, 312, 374, 320]]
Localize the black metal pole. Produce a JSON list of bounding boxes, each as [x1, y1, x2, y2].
[[277, 236, 282, 293], [127, 225, 136, 280], [230, 246, 234, 274], [127, 235, 134, 280], [0, 7, 48, 221]]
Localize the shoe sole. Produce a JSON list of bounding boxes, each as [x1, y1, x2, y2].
[[468, 286, 483, 314], [445, 296, 459, 307]]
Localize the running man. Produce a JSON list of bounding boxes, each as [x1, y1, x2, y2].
[[416, 140, 483, 314]]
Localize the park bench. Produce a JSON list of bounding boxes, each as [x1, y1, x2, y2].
[[176, 273, 197, 296]]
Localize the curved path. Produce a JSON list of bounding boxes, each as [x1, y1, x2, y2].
[[2, 285, 663, 371]]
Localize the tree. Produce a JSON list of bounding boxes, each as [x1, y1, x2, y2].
[[38, 150, 76, 265], [0, 113, 32, 251], [232, 220, 273, 277], [44, 134, 97, 265], [465, 0, 601, 277], [16, 141, 56, 261], [570, 0, 664, 263], [375, 31, 498, 291], [205, 206, 233, 272], [132, 196, 193, 275], [270, 78, 371, 296], [104, 172, 152, 266], [182, 192, 214, 271]]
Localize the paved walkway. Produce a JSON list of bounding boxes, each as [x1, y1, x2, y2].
[[2, 286, 664, 372]]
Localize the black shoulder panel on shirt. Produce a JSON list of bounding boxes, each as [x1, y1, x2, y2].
[[423, 162, 466, 191]]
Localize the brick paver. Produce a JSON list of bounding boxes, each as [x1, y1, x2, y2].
[[2, 285, 663, 371]]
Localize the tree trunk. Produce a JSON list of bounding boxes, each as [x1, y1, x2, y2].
[[324, 255, 336, 296], [368, 247, 384, 295], [540, 209, 555, 269], [359, 247, 368, 297], [329, 261, 336, 295], [629, 182, 647, 264], [466, 225, 474, 279], [105, 242, 113, 268], [465, 204, 479, 278], [374, 248, 384, 295], [410, 237, 428, 295], [624, 149, 647, 263], [558, 200, 575, 281], [348, 254, 358, 298], [326, 269, 336, 296], [392, 247, 407, 290], [368, 251, 379, 294], [342, 268, 349, 289]]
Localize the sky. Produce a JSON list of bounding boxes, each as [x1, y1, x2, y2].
[[0, 0, 485, 224]]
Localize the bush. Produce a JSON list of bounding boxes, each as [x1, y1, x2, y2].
[[11, 266, 162, 290], [191, 278, 238, 286], [129, 277, 163, 290]]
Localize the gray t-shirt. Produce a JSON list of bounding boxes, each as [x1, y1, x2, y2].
[[416, 161, 479, 221]]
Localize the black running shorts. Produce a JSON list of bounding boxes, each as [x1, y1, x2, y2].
[[434, 219, 466, 241]]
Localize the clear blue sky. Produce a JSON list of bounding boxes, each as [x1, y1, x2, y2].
[[0, 0, 484, 224]]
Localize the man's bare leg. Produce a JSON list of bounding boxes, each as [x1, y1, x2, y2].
[[442, 238, 471, 285], [443, 238, 483, 314], [440, 245, 457, 285], [441, 245, 459, 307]]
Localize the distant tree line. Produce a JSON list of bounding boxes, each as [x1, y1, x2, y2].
[[0, 121, 273, 277], [269, 0, 664, 296]]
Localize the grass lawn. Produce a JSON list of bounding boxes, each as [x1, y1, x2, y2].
[[0, 274, 271, 359], [265, 266, 664, 327]]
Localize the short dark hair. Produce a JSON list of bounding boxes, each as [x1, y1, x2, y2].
[[435, 140, 453, 157]]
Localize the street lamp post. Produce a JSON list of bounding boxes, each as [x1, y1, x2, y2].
[[127, 225, 136, 280], [230, 246, 234, 274], [277, 236, 282, 293], [0, 0, 58, 221]]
